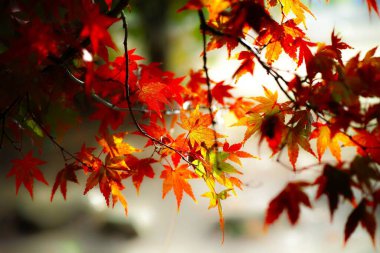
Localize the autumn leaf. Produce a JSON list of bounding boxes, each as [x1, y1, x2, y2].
[[256, 22, 285, 64], [89, 102, 126, 135], [326, 31, 352, 65], [233, 51, 255, 82], [344, 199, 376, 244], [259, 113, 285, 154], [186, 69, 207, 93], [136, 81, 169, 115], [134, 64, 180, 116], [257, 19, 313, 65], [228, 97, 255, 120], [211, 82, 233, 105], [234, 112, 262, 142], [251, 86, 279, 113], [207, 35, 240, 58], [310, 123, 353, 162], [264, 182, 312, 228], [286, 110, 315, 169], [365, 0, 380, 15], [84, 163, 125, 206], [160, 164, 198, 210], [75, 144, 101, 173], [7, 151, 48, 199], [223, 141, 256, 166], [349, 156, 380, 193], [135, 123, 173, 148], [279, 0, 314, 25], [315, 164, 354, 217], [294, 37, 316, 67], [111, 182, 128, 215], [202, 189, 231, 243], [124, 155, 157, 193], [105, 0, 113, 10], [353, 129, 380, 164], [80, 1, 118, 53], [209, 151, 243, 175], [179, 106, 222, 148], [50, 163, 80, 201], [96, 131, 141, 157]]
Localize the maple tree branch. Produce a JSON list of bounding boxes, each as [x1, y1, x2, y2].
[[66, 67, 184, 113], [24, 95, 85, 167], [198, 10, 220, 154], [66, 66, 231, 116], [120, 11, 192, 165], [0, 96, 23, 149], [199, 23, 293, 99], [108, 0, 130, 18]]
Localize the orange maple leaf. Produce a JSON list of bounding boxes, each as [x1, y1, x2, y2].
[[111, 182, 128, 215], [97, 131, 141, 157], [160, 164, 198, 210], [310, 123, 353, 162], [179, 106, 222, 148], [84, 163, 125, 206]]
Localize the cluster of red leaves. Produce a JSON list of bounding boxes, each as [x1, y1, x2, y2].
[[1, 0, 380, 246], [265, 158, 380, 244]]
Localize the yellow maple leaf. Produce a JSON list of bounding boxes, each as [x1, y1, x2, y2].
[[111, 182, 128, 215], [178, 106, 224, 148], [310, 124, 353, 162], [280, 0, 315, 26]]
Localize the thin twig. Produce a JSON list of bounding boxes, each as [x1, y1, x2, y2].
[[24, 94, 86, 167], [120, 11, 192, 165], [198, 10, 220, 149]]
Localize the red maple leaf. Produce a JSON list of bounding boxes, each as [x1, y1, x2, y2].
[[80, 0, 118, 54], [344, 199, 376, 244], [366, 0, 380, 15], [50, 163, 80, 201], [75, 144, 101, 173], [326, 30, 352, 65], [211, 82, 233, 105], [7, 151, 48, 198], [83, 160, 126, 206], [265, 182, 312, 228], [89, 102, 127, 135], [233, 51, 255, 82], [124, 155, 157, 193], [259, 113, 285, 154], [135, 64, 171, 116], [315, 164, 354, 217]]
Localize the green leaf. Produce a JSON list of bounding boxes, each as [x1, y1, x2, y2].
[[25, 119, 44, 137]]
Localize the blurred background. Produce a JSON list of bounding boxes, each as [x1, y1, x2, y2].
[[1, 0, 380, 252]]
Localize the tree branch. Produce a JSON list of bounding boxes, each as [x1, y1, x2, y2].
[[120, 11, 192, 165], [198, 10, 220, 153]]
